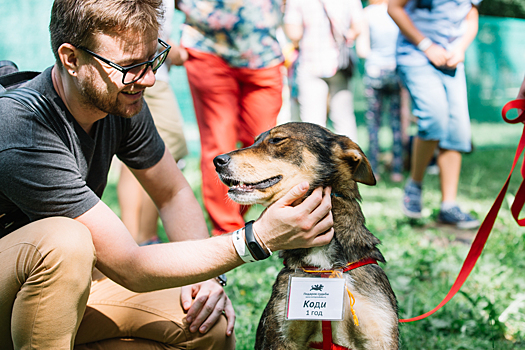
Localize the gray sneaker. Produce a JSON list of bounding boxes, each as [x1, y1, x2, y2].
[[438, 206, 480, 229], [402, 181, 422, 219]]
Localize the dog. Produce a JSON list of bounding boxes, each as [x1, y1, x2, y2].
[[214, 122, 399, 350]]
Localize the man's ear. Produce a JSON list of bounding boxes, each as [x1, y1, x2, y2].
[[337, 136, 376, 186], [57, 43, 80, 76]]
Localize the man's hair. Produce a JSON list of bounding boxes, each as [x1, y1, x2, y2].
[[49, 0, 164, 64]]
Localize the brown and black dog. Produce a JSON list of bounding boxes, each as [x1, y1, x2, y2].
[[214, 122, 399, 350]]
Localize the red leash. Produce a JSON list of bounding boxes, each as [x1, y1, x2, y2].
[[400, 99, 525, 322]]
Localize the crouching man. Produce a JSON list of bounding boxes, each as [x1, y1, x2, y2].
[[0, 0, 334, 348]]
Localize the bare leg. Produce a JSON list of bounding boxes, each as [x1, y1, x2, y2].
[[117, 165, 158, 244], [437, 149, 461, 203], [410, 137, 439, 182]]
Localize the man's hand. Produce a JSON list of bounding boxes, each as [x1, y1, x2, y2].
[[254, 183, 334, 252], [181, 279, 235, 336]]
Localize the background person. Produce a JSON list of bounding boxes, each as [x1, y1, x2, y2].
[[0, 0, 334, 348], [356, 0, 404, 182], [172, 0, 285, 236], [283, 0, 365, 142], [388, 0, 481, 229]]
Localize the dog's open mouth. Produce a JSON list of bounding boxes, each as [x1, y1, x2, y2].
[[223, 175, 283, 192]]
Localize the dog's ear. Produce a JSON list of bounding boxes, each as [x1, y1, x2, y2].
[[337, 137, 376, 186]]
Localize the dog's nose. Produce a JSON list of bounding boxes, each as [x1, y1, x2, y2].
[[213, 154, 231, 169]]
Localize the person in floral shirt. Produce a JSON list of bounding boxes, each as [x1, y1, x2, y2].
[[174, 0, 285, 236]]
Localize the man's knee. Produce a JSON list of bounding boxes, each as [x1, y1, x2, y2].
[[32, 217, 96, 277]]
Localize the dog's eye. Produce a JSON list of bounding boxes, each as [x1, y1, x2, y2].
[[268, 137, 286, 144]]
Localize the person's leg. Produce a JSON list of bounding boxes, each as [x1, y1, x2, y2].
[[237, 64, 283, 147], [117, 164, 143, 238], [296, 69, 329, 128], [75, 278, 235, 350], [326, 72, 358, 142], [397, 64, 449, 217], [364, 76, 382, 176], [146, 81, 189, 162], [184, 49, 242, 236], [435, 64, 479, 228], [118, 164, 159, 244], [0, 217, 96, 349], [411, 137, 439, 183], [436, 64, 471, 204], [438, 149, 461, 202], [388, 83, 404, 180]]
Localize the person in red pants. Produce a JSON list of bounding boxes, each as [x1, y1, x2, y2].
[[174, 0, 285, 235]]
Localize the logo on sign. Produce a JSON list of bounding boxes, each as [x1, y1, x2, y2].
[[310, 284, 324, 292]]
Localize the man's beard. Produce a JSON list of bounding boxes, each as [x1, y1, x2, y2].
[[79, 73, 143, 119]]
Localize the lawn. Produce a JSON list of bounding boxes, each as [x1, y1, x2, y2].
[[102, 122, 525, 350]]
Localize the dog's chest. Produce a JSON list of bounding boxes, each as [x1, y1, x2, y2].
[[303, 246, 334, 269]]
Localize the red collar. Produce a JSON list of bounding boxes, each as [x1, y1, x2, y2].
[[284, 256, 378, 274]]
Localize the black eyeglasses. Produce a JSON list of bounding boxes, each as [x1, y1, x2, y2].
[[77, 38, 171, 85]]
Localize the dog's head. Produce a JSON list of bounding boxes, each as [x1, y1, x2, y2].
[[214, 122, 376, 206]]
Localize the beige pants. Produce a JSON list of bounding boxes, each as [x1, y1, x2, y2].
[[145, 80, 189, 161], [0, 217, 235, 349]]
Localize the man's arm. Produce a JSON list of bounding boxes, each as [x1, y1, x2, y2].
[[75, 148, 333, 292], [388, 0, 450, 67]]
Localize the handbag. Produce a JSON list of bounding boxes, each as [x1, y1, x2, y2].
[[319, 0, 356, 78]]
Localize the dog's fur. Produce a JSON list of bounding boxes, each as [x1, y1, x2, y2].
[[214, 122, 399, 350]]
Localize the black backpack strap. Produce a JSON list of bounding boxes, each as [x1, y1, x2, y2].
[[0, 71, 41, 92], [1, 87, 71, 150]]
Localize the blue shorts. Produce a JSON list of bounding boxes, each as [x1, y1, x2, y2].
[[397, 63, 472, 152]]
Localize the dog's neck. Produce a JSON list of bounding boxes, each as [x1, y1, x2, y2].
[[281, 187, 385, 270]]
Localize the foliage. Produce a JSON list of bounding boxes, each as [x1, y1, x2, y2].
[[478, 0, 525, 19], [101, 123, 525, 349]]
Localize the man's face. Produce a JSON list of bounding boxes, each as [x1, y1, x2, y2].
[[77, 30, 158, 118]]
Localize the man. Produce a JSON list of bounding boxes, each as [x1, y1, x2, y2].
[[0, 0, 334, 349], [388, 0, 481, 229]]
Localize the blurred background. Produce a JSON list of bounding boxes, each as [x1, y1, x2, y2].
[[1, 0, 524, 158]]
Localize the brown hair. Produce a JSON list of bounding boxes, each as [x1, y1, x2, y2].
[[50, 0, 164, 63]]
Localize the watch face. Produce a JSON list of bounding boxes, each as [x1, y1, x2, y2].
[[217, 274, 227, 286]]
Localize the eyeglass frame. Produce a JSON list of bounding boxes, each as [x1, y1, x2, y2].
[[76, 38, 171, 85]]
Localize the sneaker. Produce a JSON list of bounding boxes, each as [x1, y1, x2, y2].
[[438, 206, 480, 229], [402, 181, 422, 219]]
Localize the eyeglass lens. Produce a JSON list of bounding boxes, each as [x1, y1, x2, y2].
[[123, 49, 169, 84]]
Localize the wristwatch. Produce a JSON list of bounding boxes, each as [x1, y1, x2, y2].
[[216, 274, 227, 287]]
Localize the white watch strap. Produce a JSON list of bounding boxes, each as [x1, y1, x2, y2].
[[232, 228, 257, 263]]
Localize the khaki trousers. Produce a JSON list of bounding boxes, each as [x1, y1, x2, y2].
[[0, 217, 235, 349], [144, 80, 188, 162]]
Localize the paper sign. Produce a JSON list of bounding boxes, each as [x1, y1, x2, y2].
[[286, 276, 345, 320]]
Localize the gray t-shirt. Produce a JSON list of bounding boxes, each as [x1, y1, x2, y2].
[[0, 67, 165, 237]]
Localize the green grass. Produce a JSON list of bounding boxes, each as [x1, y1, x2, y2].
[[102, 123, 525, 349]]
